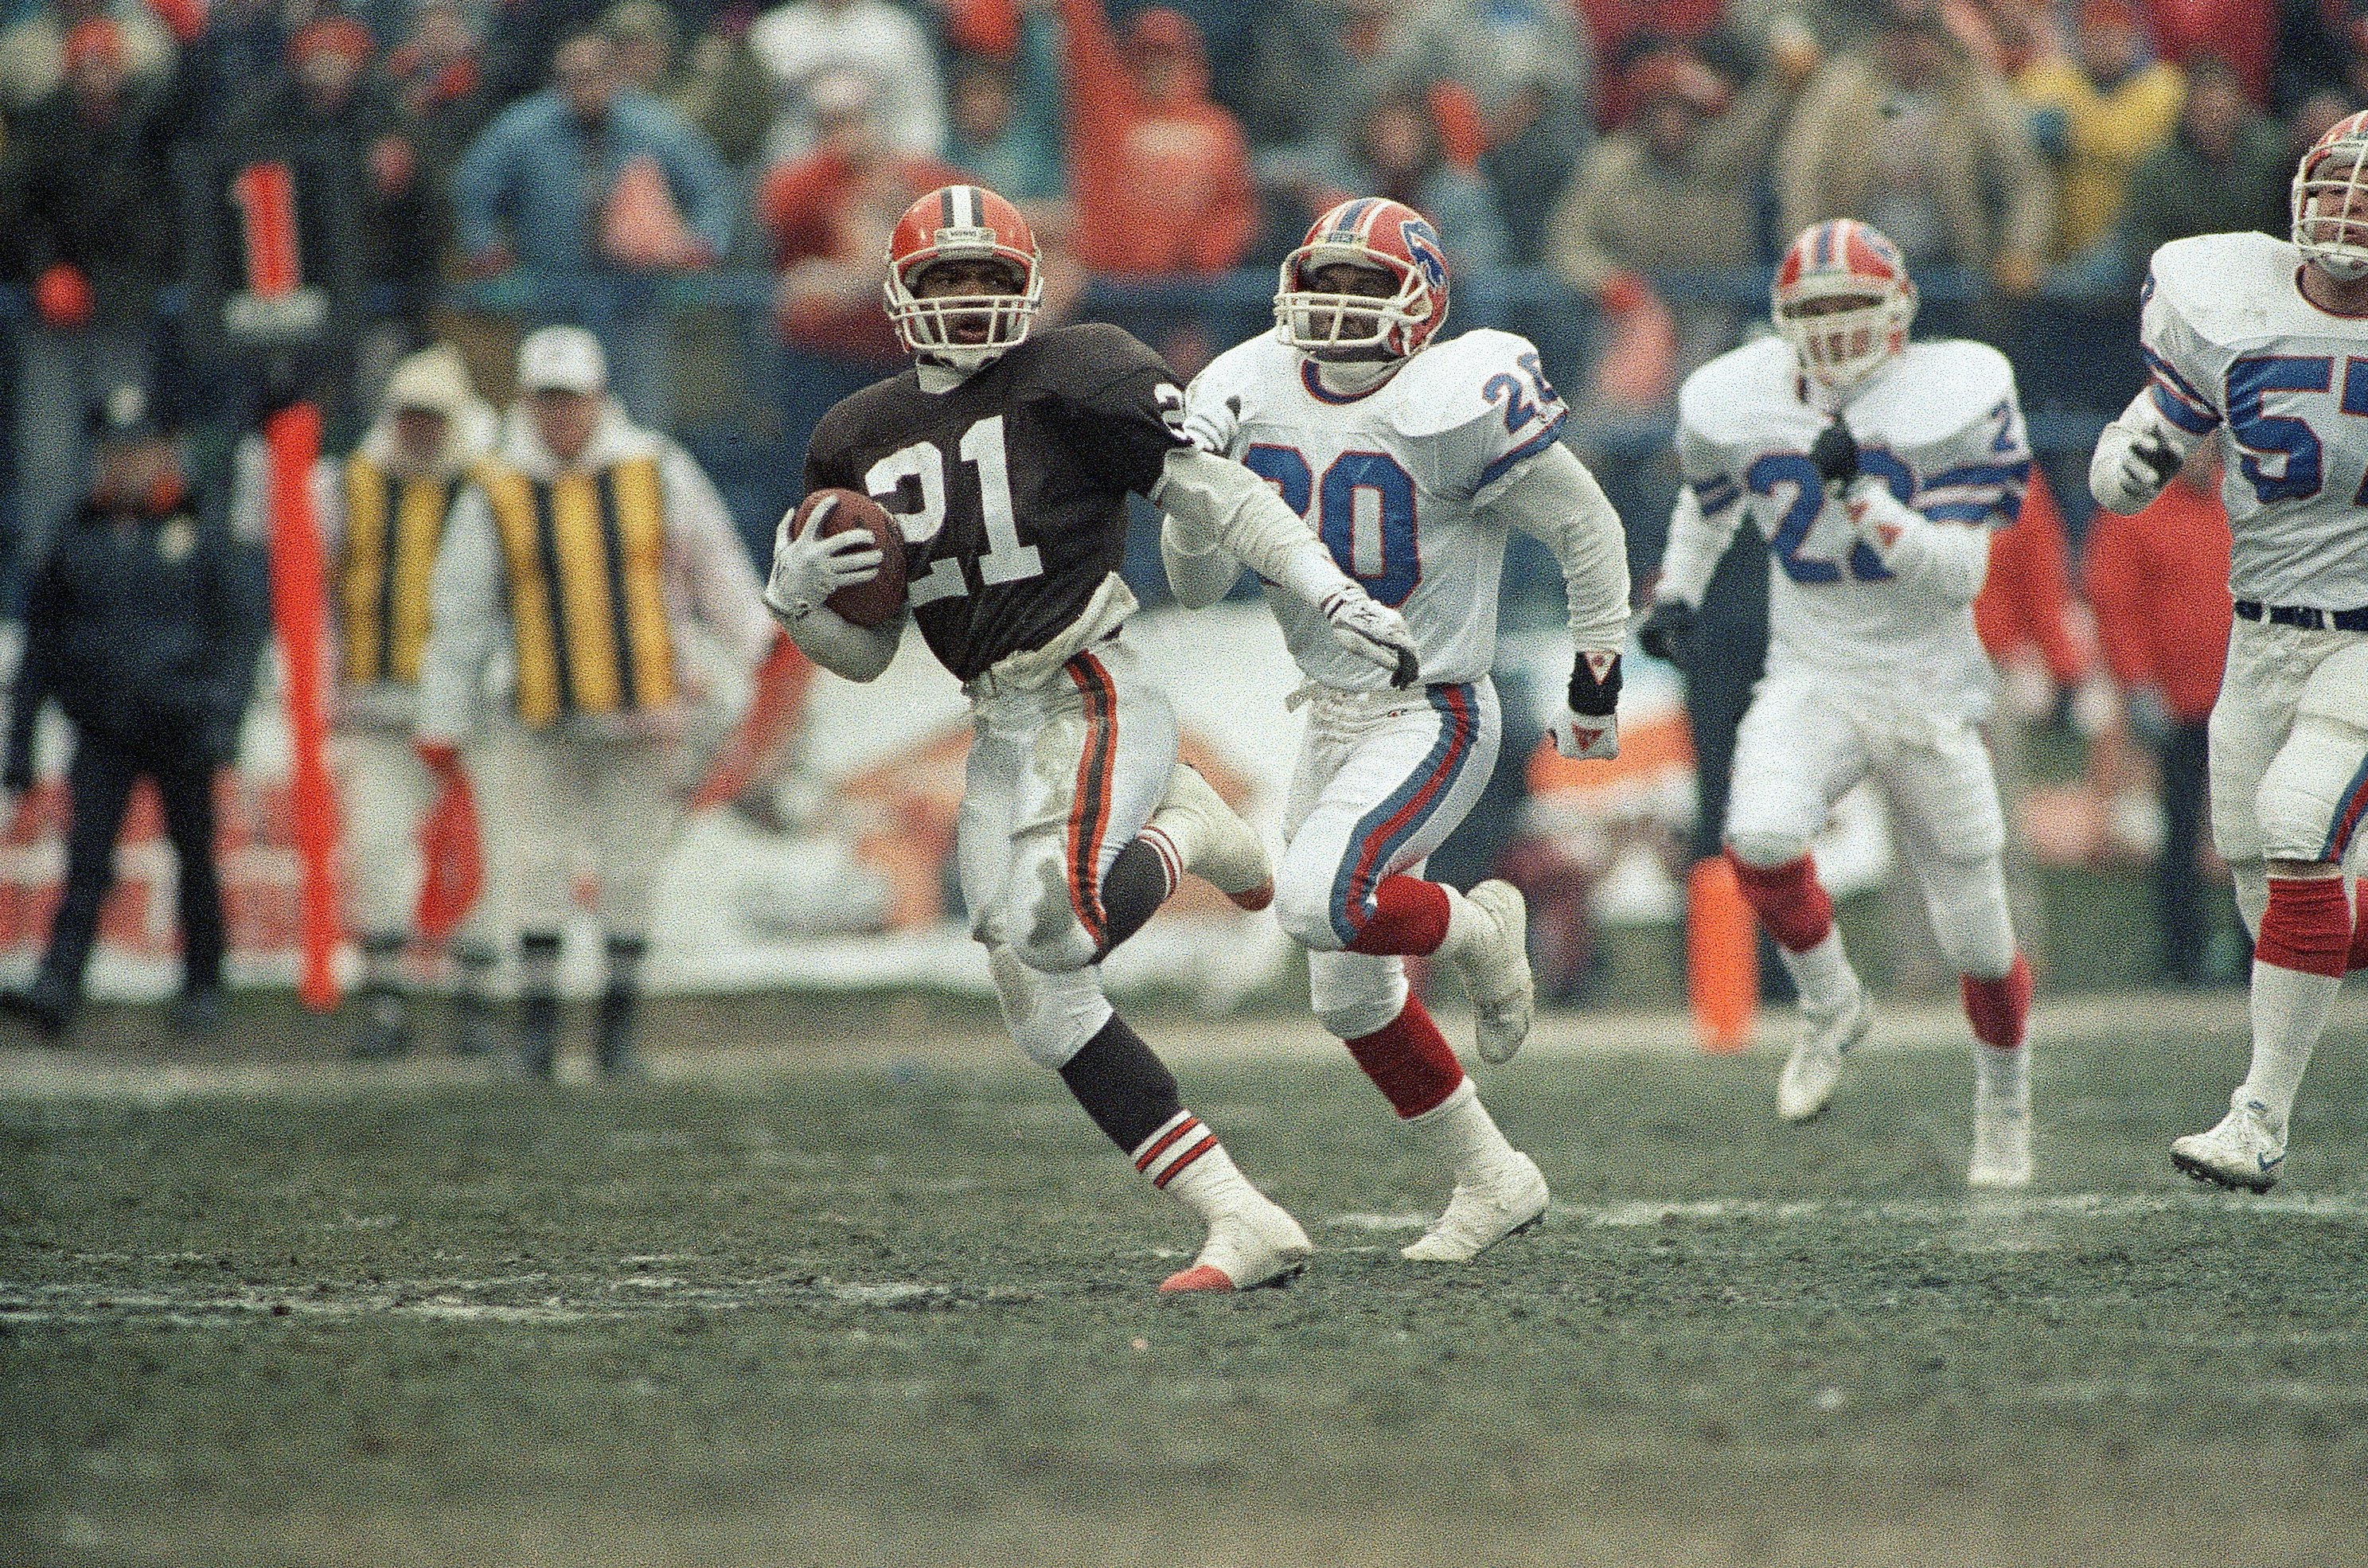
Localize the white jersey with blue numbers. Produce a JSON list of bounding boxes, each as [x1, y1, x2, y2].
[[1184, 326, 1570, 689], [1676, 334, 2030, 695], [2142, 231, 2368, 607]]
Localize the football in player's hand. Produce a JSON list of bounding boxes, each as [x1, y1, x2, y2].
[[797, 487, 906, 626]]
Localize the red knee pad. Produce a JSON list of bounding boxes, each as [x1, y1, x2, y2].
[[2257, 875, 2353, 979], [1724, 849, 1835, 954], [1344, 997, 1464, 1117], [1960, 952, 2031, 1052], [1346, 876, 1451, 956], [2349, 882, 2368, 973]]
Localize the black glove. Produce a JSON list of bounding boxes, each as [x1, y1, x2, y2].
[[1638, 599, 1697, 665], [1567, 649, 1622, 717], [2130, 428, 2182, 482], [2, 753, 30, 795], [1809, 415, 1859, 486]]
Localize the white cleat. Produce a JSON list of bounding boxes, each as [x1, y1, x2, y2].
[[1150, 764, 1274, 911], [1160, 1194, 1312, 1293], [1402, 1151, 1549, 1262], [1776, 985, 1871, 1123], [1444, 880, 1533, 1064], [1968, 1082, 2032, 1189], [2171, 1096, 2286, 1193]]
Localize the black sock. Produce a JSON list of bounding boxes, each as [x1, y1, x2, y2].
[[1057, 1014, 1183, 1153], [1095, 840, 1172, 960]]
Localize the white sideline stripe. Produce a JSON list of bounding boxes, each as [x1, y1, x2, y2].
[[1321, 1189, 2368, 1239], [0, 1274, 1035, 1327], [1549, 1190, 2368, 1227]]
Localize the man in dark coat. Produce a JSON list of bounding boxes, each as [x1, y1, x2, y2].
[[0, 388, 270, 1039]]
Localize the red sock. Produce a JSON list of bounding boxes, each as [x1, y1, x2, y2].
[[1346, 876, 1452, 956], [2348, 882, 2368, 973], [1961, 952, 2031, 1052], [1725, 849, 1835, 954], [2258, 875, 2352, 978], [1344, 996, 1465, 1117]]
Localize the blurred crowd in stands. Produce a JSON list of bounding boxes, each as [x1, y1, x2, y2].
[[1, 0, 2360, 993]]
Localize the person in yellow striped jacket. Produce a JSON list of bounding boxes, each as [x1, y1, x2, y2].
[[234, 344, 504, 1061], [416, 326, 775, 1079]]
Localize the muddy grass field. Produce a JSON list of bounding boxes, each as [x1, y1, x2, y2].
[[4, 990, 2367, 1567]]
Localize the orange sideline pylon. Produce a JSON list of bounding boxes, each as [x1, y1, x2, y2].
[[1686, 855, 1757, 1053]]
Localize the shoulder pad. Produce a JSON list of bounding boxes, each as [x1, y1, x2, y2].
[[1676, 337, 1796, 448], [1036, 321, 1171, 384], [1188, 333, 1289, 408], [1393, 328, 1555, 439], [2146, 232, 2297, 336], [1849, 341, 2018, 447]]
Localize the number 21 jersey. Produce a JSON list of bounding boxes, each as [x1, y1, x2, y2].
[[802, 322, 1190, 682]]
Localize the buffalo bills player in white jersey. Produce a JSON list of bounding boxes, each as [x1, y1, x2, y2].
[[1164, 197, 1632, 1261], [769, 185, 1424, 1291], [1638, 220, 2037, 1188], [2093, 111, 2368, 1192]]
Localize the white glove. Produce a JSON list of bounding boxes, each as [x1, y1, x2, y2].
[[1550, 707, 1619, 760], [765, 495, 884, 621], [2089, 420, 2183, 516], [1321, 587, 1420, 687]]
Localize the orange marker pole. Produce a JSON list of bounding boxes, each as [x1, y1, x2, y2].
[[263, 400, 339, 1011], [1686, 855, 1757, 1052]]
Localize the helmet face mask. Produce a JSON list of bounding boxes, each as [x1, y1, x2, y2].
[[884, 186, 1044, 371], [1773, 220, 1917, 392], [1275, 198, 1450, 362], [2293, 111, 2368, 285]]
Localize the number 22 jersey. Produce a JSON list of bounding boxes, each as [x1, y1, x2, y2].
[[1676, 335, 2031, 695], [2140, 230, 2368, 609]]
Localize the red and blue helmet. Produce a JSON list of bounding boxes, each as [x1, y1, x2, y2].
[[1772, 220, 1917, 391], [2293, 108, 2368, 283], [1275, 197, 1451, 361]]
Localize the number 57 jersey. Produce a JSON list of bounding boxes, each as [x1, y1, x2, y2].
[[1676, 335, 2031, 701], [1185, 327, 1571, 689], [2142, 230, 2368, 608]]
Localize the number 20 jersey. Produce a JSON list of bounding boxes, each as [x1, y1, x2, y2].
[[2141, 230, 2368, 608], [802, 322, 1190, 683], [1676, 335, 2030, 692], [1185, 327, 1571, 688]]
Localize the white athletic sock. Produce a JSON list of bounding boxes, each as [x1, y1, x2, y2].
[[1402, 1078, 1517, 1184], [1975, 1042, 2029, 1105], [1133, 1112, 1251, 1219], [1439, 885, 1491, 963], [1780, 928, 1858, 1016], [2241, 962, 2338, 1128]]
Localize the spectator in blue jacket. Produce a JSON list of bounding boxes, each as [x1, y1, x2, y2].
[[452, 27, 735, 431]]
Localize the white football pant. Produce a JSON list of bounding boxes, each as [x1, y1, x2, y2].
[[960, 635, 1175, 1068], [1273, 679, 1501, 1040], [2206, 619, 2368, 931], [1725, 669, 2015, 979]]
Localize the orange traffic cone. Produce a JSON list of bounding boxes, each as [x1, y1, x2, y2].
[[1687, 856, 1757, 1053]]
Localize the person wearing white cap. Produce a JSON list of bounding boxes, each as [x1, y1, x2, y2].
[[235, 343, 506, 1060], [416, 326, 776, 1078]]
